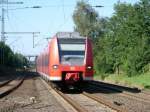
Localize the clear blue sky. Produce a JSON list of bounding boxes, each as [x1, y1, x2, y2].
[[1, 0, 139, 57]]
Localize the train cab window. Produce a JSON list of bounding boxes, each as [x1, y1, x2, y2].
[[58, 38, 85, 66]]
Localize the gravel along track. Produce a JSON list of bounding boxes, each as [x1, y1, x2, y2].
[[142, 90, 150, 96], [0, 73, 19, 87], [82, 92, 128, 112], [92, 81, 150, 101], [41, 78, 79, 112], [85, 83, 150, 112], [41, 78, 121, 112], [0, 80, 12, 87], [1, 71, 149, 112], [0, 72, 67, 112], [42, 78, 115, 112], [0, 73, 25, 99], [65, 92, 116, 112], [91, 82, 150, 104]]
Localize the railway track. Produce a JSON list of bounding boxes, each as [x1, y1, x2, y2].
[[92, 81, 150, 98], [82, 92, 128, 112], [0, 79, 13, 87], [41, 78, 129, 112], [141, 90, 150, 96], [0, 74, 25, 98], [92, 81, 141, 92], [90, 81, 150, 104], [41, 78, 88, 112]]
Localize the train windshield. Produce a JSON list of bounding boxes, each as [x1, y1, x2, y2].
[[58, 38, 85, 66]]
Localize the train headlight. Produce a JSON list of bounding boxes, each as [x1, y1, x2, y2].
[[87, 66, 92, 70], [53, 65, 58, 69]]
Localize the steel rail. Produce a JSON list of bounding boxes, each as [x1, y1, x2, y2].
[[55, 89, 88, 112], [92, 81, 140, 92], [141, 90, 150, 96], [82, 92, 128, 112], [41, 79, 88, 112], [0, 79, 13, 87], [0, 75, 25, 98], [90, 81, 150, 104], [43, 79, 124, 112]]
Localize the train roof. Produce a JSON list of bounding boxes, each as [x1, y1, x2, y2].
[[56, 32, 85, 39]]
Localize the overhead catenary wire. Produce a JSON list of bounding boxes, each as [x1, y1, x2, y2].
[[62, 0, 66, 21], [6, 5, 17, 34], [8, 36, 22, 45], [1, 1, 110, 55]]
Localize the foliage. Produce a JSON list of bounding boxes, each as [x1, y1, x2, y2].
[[73, 0, 150, 76], [0, 42, 28, 68], [102, 72, 150, 89], [73, 0, 108, 43]]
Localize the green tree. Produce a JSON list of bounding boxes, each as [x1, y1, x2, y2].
[[110, 0, 150, 75], [0, 42, 29, 68], [73, 0, 150, 77], [73, 1, 110, 77], [73, 1, 107, 40]]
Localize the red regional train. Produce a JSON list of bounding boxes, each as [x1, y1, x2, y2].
[[36, 32, 93, 88]]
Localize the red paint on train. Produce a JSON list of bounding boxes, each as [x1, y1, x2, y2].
[[36, 32, 93, 84]]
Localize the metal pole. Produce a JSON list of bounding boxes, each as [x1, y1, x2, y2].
[[1, 8, 5, 43], [33, 32, 35, 48], [0, 0, 24, 43], [1, 8, 5, 65], [4, 32, 40, 48]]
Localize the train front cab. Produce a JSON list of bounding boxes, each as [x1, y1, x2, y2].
[[49, 37, 93, 87]]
